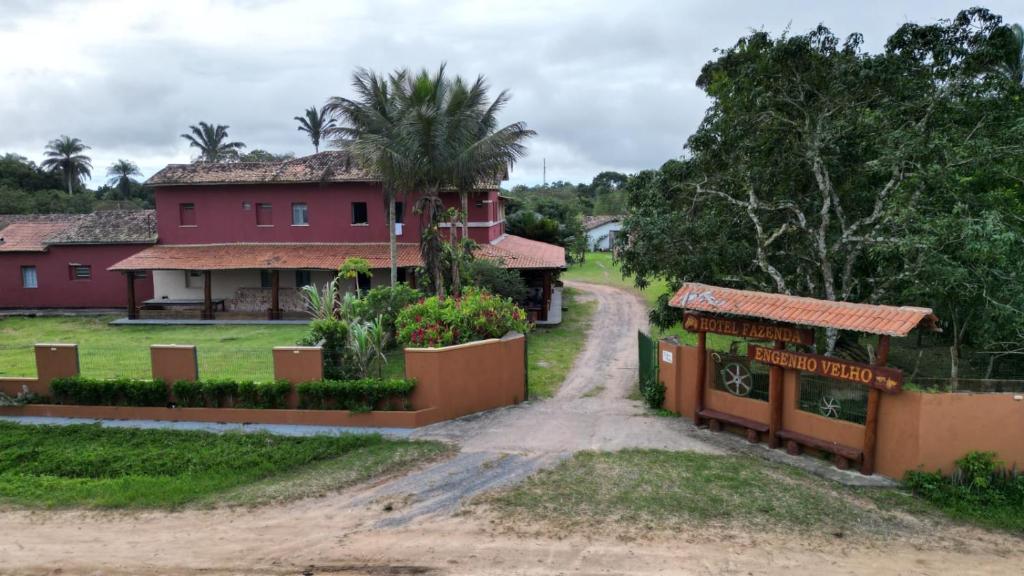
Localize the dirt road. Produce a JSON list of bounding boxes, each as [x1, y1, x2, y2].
[[0, 282, 1020, 575]]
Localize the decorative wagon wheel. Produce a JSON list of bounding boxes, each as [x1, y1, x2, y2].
[[818, 396, 841, 419], [720, 363, 753, 397]]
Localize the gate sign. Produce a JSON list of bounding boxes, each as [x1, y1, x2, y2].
[[747, 345, 903, 392], [683, 312, 814, 346]]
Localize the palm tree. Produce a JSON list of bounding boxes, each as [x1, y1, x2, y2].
[[106, 159, 142, 199], [294, 106, 337, 153], [448, 75, 534, 239], [40, 136, 92, 195], [180, 122, 246, 162], [394, 66, 534, 296], [1001, 23, 1024, 85], [326, 68, 415, 286]]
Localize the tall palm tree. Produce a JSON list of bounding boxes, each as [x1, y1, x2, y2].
[[106, 159, 142, 199], [40, 136, 92, 195], [394, 66, 534, 296], [180, 122, 246, 162], [326, 68, 415, 286], [448, 75, 534, 239], [294, 106, 337, 153], [1001, 23, 1024, 85]]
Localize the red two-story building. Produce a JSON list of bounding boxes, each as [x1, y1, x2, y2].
[[107, 152, 565, 321]]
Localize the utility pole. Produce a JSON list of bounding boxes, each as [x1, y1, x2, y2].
[[542, 158, 546, 186]]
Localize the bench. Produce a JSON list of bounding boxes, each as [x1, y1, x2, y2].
[[776, 429, 862, 470], [698, 408, 769, 443]]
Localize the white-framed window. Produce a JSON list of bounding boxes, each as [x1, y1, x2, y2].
[[21, 266, 37, 288], [292, 202, 309, 226]]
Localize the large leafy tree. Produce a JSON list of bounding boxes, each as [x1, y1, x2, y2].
[[620, 8, 1024, 363], [294, 106, 337, 153], [180, 122, 246, 163], [41, 136, 92, 195]]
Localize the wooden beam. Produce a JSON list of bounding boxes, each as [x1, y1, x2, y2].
[[270, 269, 281, 320], [539, 271, 552, 322], [202, 270, 212, 320], [861, 335, 890, 475], [126, 272, 137, 320], [694, 331, 707, 425], [767, 340, 785, 448]]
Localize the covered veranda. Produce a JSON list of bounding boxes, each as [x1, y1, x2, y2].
[[108, 235, 567, 323]]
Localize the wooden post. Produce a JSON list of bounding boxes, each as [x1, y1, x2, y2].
[[126, 272, 137, 320], [202, 270, 213, 320], [767, 339, 785, 448], [270, 269, 281, 320], [539, 271, 552, 321], [860, 335, 890, 475], [694, 331, 707, 425]]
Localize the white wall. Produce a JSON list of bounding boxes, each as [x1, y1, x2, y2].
[[586, 221, 622, 251], [152, 269, 391, 303]]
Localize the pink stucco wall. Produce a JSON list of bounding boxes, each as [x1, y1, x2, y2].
[[0, 244, 153, 308]]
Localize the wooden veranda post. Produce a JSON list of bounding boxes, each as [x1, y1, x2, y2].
[[202, 270, 213, 320], [694, 331, 707, 424], [767, 340, 785, 448], [540, 271, 552, 322], [861, 335, 890, 475], [270, 269, 281, 320], [125, 272, 137, 320]]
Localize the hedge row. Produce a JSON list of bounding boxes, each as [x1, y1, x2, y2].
[[297, 378, 416, 412], [46, 376, 416, 412], [51, 377, 167, 407]]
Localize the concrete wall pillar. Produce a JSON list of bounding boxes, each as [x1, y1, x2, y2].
[[151, 345, 198, 393], [34, 343, 80, 386], [273, 346, 323, 408]]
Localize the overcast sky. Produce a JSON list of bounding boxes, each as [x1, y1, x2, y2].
[[1, 0, 1021, 188]]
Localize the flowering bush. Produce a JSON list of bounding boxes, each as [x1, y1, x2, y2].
[[395, 287, 530, 348]]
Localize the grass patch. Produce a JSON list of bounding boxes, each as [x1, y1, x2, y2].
[[526, 288, 597, 398], [487, 450, 910, 534], [0, 315, 310, 381], [0, 421, 447, 509]]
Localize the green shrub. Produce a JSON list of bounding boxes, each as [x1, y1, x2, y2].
[[297, 378, 416, 412], [235, 380, 292, 409], [639, 373, 665, 409], [904, 451, 1024, 532], [361, 283, 423, 343], [172, 380, 204, 407], [298, 318, 359, 380], [467, 259, 529, 304], [395, 287, 530, 348], [50, 377, 167, 407]]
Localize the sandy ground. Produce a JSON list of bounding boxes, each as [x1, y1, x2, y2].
[[1, 282, 1021, 575]]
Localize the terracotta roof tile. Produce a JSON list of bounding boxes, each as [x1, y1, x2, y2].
[[0, 210, 155, 252], [109, 235, 566, 272], [581, 215, 622, 231], [669, 282, 939, 337]]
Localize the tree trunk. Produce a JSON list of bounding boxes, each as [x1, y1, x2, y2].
[[460, 190, 469, 239], [66, 171, 73, 196], [387, 190, 398, 285], [450, 211, 461, 297]]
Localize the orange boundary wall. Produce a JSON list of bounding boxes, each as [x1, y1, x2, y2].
[[659, 339, 1024, 479], [0, 335, 526, 429]]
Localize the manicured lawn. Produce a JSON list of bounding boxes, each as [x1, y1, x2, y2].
[[487, 449, 921, 534], [0, 315, 310, 381], [526, 288, 597, 398], [0, 421, 448, 509]]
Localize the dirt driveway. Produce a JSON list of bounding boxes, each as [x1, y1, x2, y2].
[[0, 282, 1020, 575]]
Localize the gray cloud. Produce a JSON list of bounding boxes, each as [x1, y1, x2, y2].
[[1, 0, 1020, 187]]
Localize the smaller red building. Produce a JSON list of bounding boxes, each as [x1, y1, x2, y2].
[[0, 211, 156, 309]]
